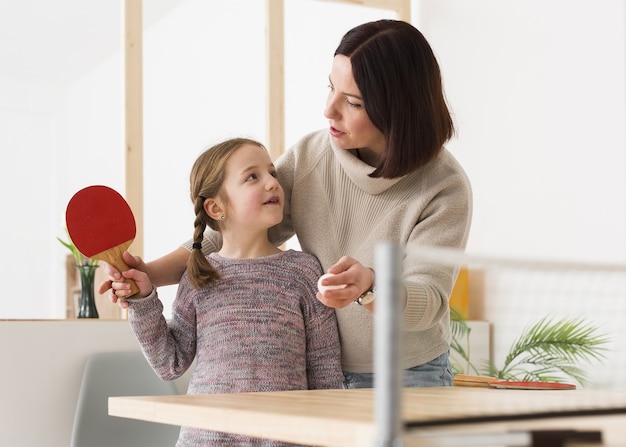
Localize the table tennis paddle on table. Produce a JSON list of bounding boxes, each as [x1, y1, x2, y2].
[[489, 380, 576, 390], [66, 185, 140, 298], [453, 374, 576, 390]]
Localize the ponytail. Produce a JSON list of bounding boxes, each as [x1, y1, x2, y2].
[[187, 196, 220, 289]]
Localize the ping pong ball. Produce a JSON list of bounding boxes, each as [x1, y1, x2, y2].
[[317, 273, 346, 294]]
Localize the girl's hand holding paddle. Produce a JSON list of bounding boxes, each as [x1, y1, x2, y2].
[[98, 251, 147, 306], [117, 267, 154, 303]]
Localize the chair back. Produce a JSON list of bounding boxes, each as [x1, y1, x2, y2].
[[70, 351, 180, 447]]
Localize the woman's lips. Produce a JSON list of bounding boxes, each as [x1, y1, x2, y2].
[[329, 126, 344, 137]]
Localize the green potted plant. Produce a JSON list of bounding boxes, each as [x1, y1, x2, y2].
[[451, 311, 610, 387]]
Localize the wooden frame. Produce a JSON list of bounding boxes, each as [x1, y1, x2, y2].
[[123, 0, 144, 258], [315, 0, 410, 21], [265, 0, 285, 162]]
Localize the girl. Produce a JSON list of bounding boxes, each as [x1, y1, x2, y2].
[[121, 138, 343, 446]]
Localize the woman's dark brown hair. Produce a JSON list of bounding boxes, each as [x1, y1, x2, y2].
[[335, 19, 454, 178]]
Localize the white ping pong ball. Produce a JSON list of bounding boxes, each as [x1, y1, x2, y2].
[[317, 273, 346, 294]]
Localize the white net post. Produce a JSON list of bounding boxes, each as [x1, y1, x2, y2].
[[374, 242, 405, 447]]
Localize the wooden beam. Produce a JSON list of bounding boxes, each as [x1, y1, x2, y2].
[[394, 0, 411, 22], [265, 0, 285, 161], [123, 0, 144, 258], [315, 0, 411, 21]]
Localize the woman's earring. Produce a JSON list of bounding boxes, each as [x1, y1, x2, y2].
[[220, 215, 225, 221]]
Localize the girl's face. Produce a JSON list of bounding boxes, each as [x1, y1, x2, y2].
[[324, 55, 385, 155], [219, 144, 284, 231]]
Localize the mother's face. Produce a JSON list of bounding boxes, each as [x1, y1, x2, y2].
[[323, 55, 385, 155]]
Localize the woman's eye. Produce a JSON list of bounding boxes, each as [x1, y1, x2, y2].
[[347, 99, 362, 108]]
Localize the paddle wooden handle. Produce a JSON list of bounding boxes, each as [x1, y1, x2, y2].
[[92, 240, 140, 298]]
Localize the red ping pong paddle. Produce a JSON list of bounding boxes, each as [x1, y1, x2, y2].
[[66, 185, 140, 298]]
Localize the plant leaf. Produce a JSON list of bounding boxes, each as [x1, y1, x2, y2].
[[57, 228, 98, 267], [497, 316, 610, 385]]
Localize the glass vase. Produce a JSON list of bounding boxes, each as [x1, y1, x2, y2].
[[76, 264, 99, 318]]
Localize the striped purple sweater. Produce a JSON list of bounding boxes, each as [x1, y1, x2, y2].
[[128, 249, 343, 447]]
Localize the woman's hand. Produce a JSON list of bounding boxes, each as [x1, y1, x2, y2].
[[316, 256, 374, 309], [98, 251, 146, 307]]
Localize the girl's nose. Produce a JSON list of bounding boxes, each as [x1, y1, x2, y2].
[[267, 175, 280, 190]]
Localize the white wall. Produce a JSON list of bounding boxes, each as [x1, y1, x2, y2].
[[0, 76, 66, 318], [0, 320, 192, 447], [419, 0, 626, 264]]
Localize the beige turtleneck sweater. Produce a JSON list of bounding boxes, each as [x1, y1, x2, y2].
[[191, 128, 472, 372]]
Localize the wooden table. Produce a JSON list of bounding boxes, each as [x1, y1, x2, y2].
[[108, 387, 626, 446]]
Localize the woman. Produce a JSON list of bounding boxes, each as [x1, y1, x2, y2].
[[103, 19, 472, 389]]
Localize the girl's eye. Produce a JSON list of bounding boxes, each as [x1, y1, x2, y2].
[[270, 171, 278, 178], [246, 173, 258, 181]]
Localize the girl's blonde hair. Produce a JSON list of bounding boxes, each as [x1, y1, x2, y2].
[[187, 137, 267, 289]]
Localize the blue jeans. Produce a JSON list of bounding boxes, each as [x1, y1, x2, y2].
[[342, 351, 452, 389]]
